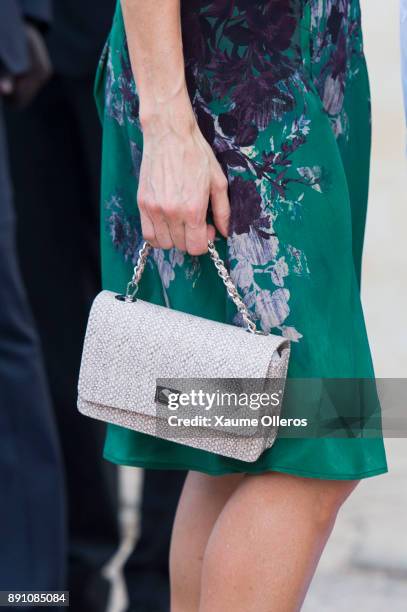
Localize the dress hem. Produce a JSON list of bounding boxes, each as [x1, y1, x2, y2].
[[103, 452, 388, 481]]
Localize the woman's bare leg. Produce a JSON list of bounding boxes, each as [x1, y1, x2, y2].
[[199, 473, 358, 612], [170, 470, 243, 612]]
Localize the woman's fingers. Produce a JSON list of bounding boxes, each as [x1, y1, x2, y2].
[[210, 169, 230, 237], [138, 195, 173, 249], [206, 224, 216, 243], [150, 210, 174, 249], [139, 206, 159, 247], [168, 221, 187, 252], [185, 222, 209, 256], [136, 127, 229, 254], [140, 200, 219, 254]]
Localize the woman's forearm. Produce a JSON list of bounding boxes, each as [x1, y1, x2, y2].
[[121, 0, 194, 131], [120, 0, 230, 254]]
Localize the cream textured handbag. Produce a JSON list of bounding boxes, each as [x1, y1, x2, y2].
[[77, 241, 290, 462]]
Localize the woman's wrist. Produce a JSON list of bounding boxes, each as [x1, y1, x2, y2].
[[139, 84, 196, 137]]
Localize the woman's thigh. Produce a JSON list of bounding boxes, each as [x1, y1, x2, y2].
[[199, 472, 358, 612], [170, 470, 244, 611]]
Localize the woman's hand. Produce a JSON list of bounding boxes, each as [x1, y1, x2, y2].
[[121, 0, 230, 255], [138, 109, 230, 255]]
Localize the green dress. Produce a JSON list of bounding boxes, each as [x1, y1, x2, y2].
[[95, 0, 388, 480]]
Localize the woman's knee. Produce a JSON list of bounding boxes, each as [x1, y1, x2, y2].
[[251, 472, 360, 531], [312, 479, 359, 529]]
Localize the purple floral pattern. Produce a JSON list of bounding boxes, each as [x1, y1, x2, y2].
[[309, 0, 366, 136], [101, 1, 366, 340], [105, 193, 141, 264]]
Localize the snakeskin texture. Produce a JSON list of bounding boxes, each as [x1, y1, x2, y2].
[[77, 290, 290, 462]]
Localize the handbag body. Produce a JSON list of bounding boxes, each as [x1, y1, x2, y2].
[[78, 241, 290, 462]]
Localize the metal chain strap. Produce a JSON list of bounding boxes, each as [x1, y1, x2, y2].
[[207, 241, 257, 333], [123, 240, 258, 334], [125, 241, 151, 300]]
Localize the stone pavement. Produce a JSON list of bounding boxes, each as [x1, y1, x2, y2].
[[303, 440, 407, 611]]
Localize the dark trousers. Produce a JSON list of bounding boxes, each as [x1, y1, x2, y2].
[[6, 76, 119, 612], [0, 100, 66, 593]]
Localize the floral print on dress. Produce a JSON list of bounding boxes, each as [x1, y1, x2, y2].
[[308, 0, 366, 136], [105, 193, 142, 264], [101, 0, 366, 341]]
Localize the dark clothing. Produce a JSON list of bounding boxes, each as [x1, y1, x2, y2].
[[46, 0, 115, 77], [0, 0, 30, 75], [5, 2, 118, 609], [6, 75, 119, 612], [5, 2, 119, 608], [0, 0, 65, 594], [0, 98, 65, 594], [0, 0, 51, 75]]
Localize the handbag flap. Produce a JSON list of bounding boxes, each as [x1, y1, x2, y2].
[[78, 291, 290, 420]]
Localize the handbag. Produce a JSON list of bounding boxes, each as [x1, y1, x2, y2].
[[77, 240, 290, 462]]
